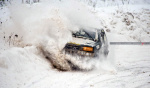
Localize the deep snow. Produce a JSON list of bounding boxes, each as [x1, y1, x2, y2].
[[0, 0, 150, 88]]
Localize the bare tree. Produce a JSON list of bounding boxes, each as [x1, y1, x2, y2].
[[122, 0, 124, 5], [22, 0, 24, 3], [128, 0, 130, 4]]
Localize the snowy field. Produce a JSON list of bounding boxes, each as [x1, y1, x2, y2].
[[0, 0, 150, 88]]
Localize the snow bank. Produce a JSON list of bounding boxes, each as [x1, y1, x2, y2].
[[95, 5, 150, 42]]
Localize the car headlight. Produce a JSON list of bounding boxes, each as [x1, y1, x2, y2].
[[82, 47, 93, 52]]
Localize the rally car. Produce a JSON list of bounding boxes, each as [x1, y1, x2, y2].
[[64, 28, 109, 57]]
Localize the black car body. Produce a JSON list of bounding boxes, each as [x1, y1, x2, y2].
[[64, 28, 109, 57]]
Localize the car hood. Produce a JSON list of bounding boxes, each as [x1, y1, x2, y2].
[[69, 37, 95, 47]]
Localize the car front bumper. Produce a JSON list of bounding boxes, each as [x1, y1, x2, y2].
[[64, 43, 95, 57], [65, 49, 94, 57]]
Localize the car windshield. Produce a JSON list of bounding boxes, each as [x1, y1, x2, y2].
[[72, 30, 96, 41]]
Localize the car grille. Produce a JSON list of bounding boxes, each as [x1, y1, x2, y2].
[[65, 44, 80, 50], [64, 43, 94, 57]]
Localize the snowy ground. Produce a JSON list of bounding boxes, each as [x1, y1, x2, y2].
[[0, 44, 150, 88], [0, 0, 150, 88]]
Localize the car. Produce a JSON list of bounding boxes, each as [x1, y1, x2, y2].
[[64, 28, 109, 57]]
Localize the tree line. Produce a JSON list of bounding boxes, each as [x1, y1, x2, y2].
[[0, 0, 40, 6]]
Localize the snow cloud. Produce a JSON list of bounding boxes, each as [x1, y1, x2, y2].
[[5, 0, 100, 49]]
